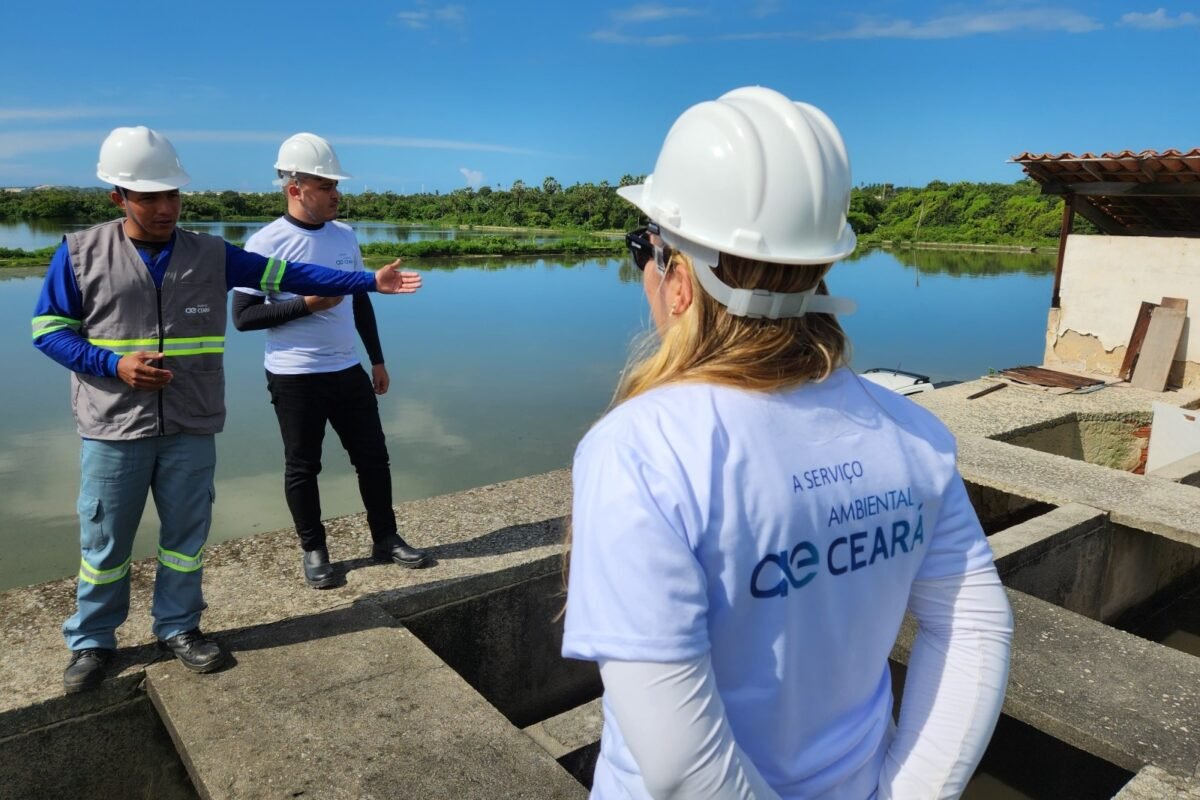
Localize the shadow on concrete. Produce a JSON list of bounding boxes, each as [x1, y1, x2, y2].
[[420, 517, 567, 561]]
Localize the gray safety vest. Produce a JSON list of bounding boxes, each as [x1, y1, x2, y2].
[[66, 220, 228, 440]]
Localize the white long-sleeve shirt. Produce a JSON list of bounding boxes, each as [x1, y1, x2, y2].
[[564, 370, 1012, 798]]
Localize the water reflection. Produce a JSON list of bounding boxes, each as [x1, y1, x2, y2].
[[0, 249, 1052, 591]]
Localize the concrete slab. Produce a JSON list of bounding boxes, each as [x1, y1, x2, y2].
[[1113, 765, 1200, 799], [916, 377, 1200, 441], [989, 502, 1108, 571], [895, 589, 1200, 777], [146, 601, 585, 800], [0, 469, 572, 721], [523, 699, 603, 760], [957, 436, 1200, 548]]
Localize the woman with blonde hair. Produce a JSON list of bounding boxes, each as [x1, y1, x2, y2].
[[562, 86, 1013, 799]]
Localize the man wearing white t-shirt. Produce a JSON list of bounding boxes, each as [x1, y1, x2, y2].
[[233, 133, 429, 588]]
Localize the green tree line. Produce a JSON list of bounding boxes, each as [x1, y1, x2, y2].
[[0, 176, 1082, 246], [0, 175, 648, 232], [850, 179, 1089, 247]]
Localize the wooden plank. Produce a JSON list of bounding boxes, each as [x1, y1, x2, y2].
[[1118, 301, 1156, 380], [999, 366, 1102, 389], [966, 383, 1006, 400], [1130, 306, 1187, 392], [1161, 296, 1189, 312]]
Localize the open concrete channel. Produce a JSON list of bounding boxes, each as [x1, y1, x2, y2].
[[2, 376, 1200, 799]]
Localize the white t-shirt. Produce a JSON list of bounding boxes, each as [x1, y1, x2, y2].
[[563, 367, 996, 799], [239, 218, 363, 375]]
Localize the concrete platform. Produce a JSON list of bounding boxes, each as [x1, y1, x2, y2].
[[4, 373, 1200, 797], [146, 602, 585, 800]]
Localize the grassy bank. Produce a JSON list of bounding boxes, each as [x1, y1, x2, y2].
[[0, 236, 626, 271]]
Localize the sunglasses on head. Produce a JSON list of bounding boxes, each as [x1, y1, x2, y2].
[[625, 222, 672, 273]]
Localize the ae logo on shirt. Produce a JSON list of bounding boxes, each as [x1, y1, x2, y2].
[[749, 510, 925, 599]]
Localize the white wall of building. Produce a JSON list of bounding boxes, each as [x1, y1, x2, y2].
[[1050, 234, 1197, 374]]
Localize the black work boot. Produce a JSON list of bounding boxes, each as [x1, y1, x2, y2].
[[302, 547, 337, 589], [371, 534, 430, 569], [158, 629, 228, 673], [63, 648, 113, 694]]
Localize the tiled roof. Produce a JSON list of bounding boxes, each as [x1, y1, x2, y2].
[[1011, 150, 1200, 235]]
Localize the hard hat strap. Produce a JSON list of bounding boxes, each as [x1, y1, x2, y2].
[[690, 260, 856, 318]]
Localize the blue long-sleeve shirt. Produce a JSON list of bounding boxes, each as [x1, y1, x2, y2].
[[32, 232, 379, 377]]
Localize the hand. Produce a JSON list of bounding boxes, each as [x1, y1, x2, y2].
[[374, 259, 422, 295], [304, 295, 343, 312], [116, 351, 173, 390], [372, 364, 390, 395]]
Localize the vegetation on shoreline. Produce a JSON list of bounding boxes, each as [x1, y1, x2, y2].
[[0, 176, 1081, 268]]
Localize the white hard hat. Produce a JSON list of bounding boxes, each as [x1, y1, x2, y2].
[[96, 126, 190, 192], [617, 86, 857, 318], [274, 132, 351, 181]]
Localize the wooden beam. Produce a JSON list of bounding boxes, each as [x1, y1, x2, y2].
[[1072, 198, 1132, 235], [1119, 302, 1156, 380], [1120, 227, 1200, 238], [1052, 197, 1073, 308], [1039, 181, 1200, 198]]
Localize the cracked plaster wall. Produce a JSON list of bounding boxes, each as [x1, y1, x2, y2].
[[1044, 235, 1199, 387]]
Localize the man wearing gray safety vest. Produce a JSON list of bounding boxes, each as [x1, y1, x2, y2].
[[31, 126, 421, 693]]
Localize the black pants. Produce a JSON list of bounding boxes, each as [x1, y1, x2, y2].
[[266, 365, 395, 552]]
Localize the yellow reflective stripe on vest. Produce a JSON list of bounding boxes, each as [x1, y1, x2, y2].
[[158, 545, 204, 573], [79, 557, 131, 585], [259, 257, 288, 293], [162, 336, 225, 357], [87, 336, 225, 356], [32, 315, 82, 340]]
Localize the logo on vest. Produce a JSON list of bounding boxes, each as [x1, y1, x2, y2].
[[184, 303, 211, 315]]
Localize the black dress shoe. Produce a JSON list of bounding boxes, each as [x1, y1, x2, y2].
[[158, 629, 228, 673], [63, 648, 113, 694], [302, 547, 337, 589], [371, 534, 430, 569]]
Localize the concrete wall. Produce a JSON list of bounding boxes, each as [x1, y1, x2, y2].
[[1001, 414, 1150, 472], [1045, 234, 1200, 387], [401, 570, 601, 729], [0, 694, 196, 800], [999, 513, 1200, 625]]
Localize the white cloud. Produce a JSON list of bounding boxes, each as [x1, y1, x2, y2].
[[395, 11, 429, 29], [0, 107, 138, 122], [752, 0, 782, 19], [614, 4, 701, 23], [1119, 8, 1200, 29], [816, 9, 1102, 39], [593, 3, 698, 44], [171, 130, 546, 156], [0, 128, 552, 162], [0, 130, 101, 159], [395, 3, 466, 30], [590, 29, 690, 45], [460, 167, 484, 188]]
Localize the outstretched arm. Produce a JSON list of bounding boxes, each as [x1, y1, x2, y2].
[[371, 258, 422, 295]]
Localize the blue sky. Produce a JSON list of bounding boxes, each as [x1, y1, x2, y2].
[[2, 2, 1196, 193]]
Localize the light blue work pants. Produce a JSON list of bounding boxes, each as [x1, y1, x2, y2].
[[63, 434, 216, 651]]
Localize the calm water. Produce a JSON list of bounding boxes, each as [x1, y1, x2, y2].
[[0, 219, 564, 250], [0, 246, 1054, 592]]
